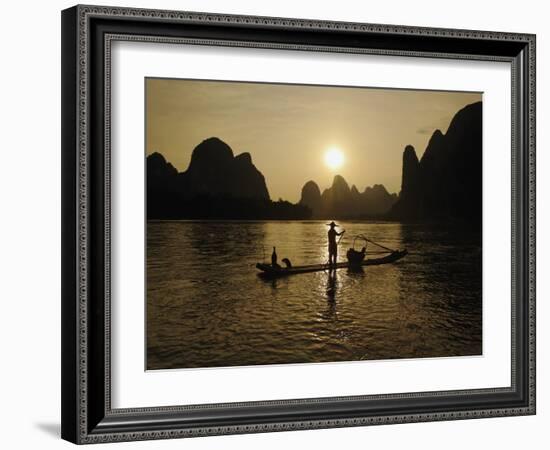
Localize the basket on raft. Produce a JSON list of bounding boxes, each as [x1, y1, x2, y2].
[[346, 235, 368, 266]]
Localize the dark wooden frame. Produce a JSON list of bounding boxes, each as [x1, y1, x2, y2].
[[61, 4, 536, 444]]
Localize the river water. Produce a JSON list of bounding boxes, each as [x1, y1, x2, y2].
[[146, 220, 482, 370]]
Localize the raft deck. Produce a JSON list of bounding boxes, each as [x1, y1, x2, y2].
[[256, 249, 408, 278]]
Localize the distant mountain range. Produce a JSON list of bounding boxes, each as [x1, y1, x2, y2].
[[388, 101, 482, 222], [147, 101, 482, 222], [147, 137, 309, 219], [299, 176, 397, 219], [149, 137, 269, 200]]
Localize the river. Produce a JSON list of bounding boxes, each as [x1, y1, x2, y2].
[[146, 220, 482, 370]]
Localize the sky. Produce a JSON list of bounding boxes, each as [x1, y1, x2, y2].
[[146, 78, 481, 203]]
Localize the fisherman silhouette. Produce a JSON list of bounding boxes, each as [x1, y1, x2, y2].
[[327, 222, 345, 267]]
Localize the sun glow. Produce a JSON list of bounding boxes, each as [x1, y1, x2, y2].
[[324, 148, 345, 170]]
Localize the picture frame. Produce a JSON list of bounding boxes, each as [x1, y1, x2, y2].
[[61, 4, 536, 444]]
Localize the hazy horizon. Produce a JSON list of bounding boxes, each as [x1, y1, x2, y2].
[[146, 78, 481, 203]]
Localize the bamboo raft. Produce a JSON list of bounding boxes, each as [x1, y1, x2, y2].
[[256, 249, 408, 278]]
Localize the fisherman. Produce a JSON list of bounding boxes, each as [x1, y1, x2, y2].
[[327, 222, 345, 267]]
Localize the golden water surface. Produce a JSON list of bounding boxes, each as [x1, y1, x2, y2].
[[146, 221, 482, 370]]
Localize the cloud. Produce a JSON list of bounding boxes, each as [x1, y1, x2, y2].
[[416, 127, 433, 135], [416, 114, 454, 136]]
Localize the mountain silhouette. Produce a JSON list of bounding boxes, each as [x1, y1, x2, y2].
[[389, 101, 482, 221], [300, 181, 322, 215], [147, 99, 481, 222], [147, 137, 310, 219], [177, 137, 269, 199], [299, 175, 397, 219]]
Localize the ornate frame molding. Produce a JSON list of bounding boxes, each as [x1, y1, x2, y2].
[[62, 4, 536, 444]]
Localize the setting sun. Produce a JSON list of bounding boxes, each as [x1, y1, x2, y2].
[[324, 148, 345, 170]]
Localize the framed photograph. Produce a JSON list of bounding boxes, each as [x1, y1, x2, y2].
[[61, 5, 536, 444]]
